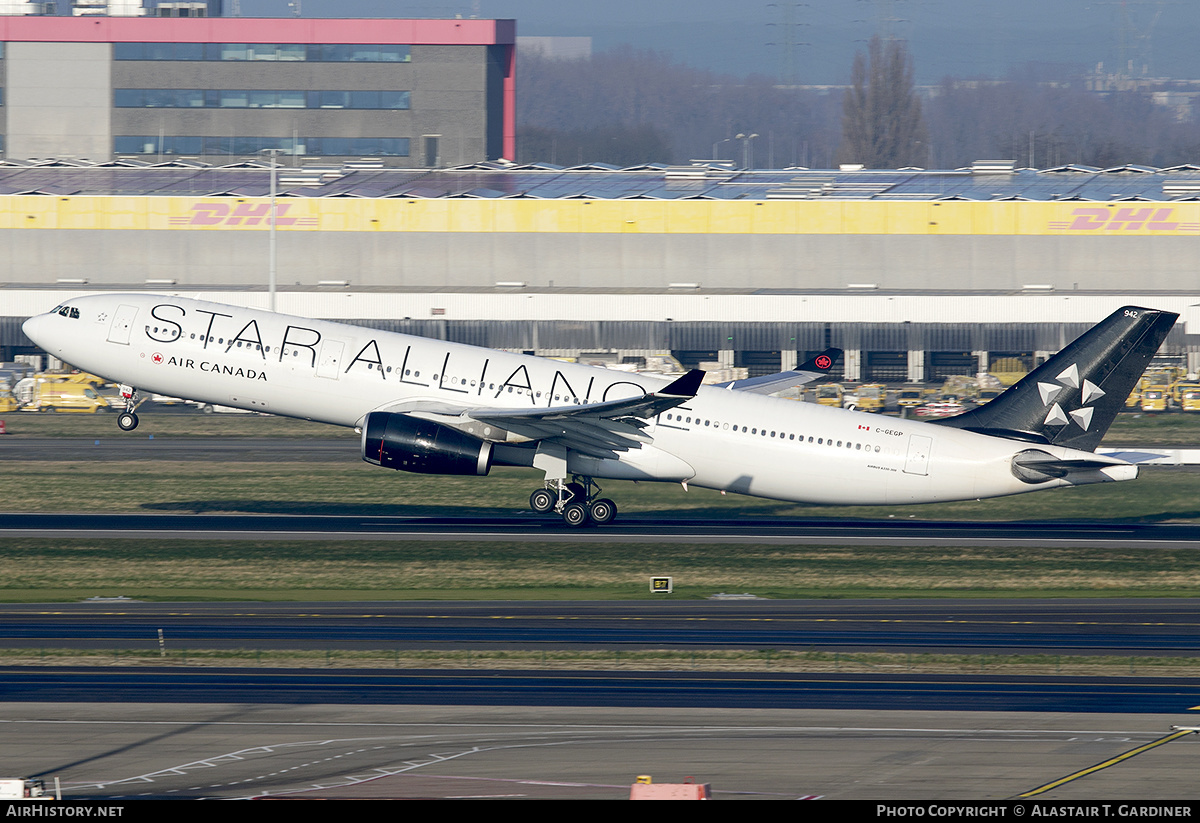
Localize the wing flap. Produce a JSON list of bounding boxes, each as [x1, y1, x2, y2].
[[468, 368, 704, 454]]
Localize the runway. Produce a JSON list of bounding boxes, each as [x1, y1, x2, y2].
[[3, 599, 1200, 655], [4, 667, 1200, 714], [4, 510, 1200, 548], [6, 431, 1200, 798], [4, 601, 1200, 799], [4, 599, 1200, 715], [4, 704, 1198, 800]]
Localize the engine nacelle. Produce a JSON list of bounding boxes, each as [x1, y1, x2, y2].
[[362, 412, 492, 476]]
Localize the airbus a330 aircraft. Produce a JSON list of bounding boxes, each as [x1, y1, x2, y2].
[[21, 295, 1176, 526]]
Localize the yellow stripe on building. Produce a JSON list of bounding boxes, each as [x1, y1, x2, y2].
[[0, 196, 1197, 235]]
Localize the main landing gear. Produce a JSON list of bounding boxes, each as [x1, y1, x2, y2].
[[116, 384, 140, 431], [529, 476, 618, 527]]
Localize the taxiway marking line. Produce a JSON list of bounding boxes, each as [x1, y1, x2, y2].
[[1017, 729, 1195, 797]]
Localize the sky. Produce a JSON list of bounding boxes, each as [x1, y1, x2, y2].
[[238, 0, 1200, 85]]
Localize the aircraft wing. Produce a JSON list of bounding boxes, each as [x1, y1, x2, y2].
[[714, 348, 842, 395], [466, 369, 705, 459]]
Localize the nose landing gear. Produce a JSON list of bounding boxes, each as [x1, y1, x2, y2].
[[530, 476, 618, 527]]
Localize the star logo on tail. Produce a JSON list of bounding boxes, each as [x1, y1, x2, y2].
[[1040, 364, 1105, 431]]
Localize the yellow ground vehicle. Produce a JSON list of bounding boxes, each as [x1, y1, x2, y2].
[[1175, 383, 1200, 412], [987, 358, 1029, 387], [44, 371, 108, 387], [1125, 380, 1143, 409], [852, 383, 886, 413], [1140, 368, 1185, 402], [896, 386, 924, 410], [815, 384, 844, 408], [25, 382, 114, 413], [0, 392, 19, 413], [1140, 386, 1169, 413], [939, 375, 978, 402]]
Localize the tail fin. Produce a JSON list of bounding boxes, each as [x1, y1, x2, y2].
[[933, 306, 1177, 451]]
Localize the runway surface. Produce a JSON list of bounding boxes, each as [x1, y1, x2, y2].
[[5, 431, 1200, 797], [3, 667, 1200, 714], [4, 599, 1200, 715], [4, 704, 1198, 800], [5, 510, 1200, 547], [4, 599, 1200, 799], [3, 599, 1200, 655]]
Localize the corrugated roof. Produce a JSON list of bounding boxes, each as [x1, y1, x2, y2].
[[0, 161, 1199, 201]]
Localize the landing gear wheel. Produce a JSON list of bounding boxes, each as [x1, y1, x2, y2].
[[588, 498, 617, 525], [529, 488, 555, 514], [117, 411, 139, 432], [561, 502, 589, 527]]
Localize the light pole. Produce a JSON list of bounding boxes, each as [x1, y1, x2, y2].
[[736, 133, 759, 170], [712, 137, 732, 161], [259, 148, 284, 312]]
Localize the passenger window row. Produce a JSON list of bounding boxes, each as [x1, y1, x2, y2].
[[663, 412, 883, 453]]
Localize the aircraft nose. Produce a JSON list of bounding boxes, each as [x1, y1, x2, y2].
[[21, 313, 49, 347]]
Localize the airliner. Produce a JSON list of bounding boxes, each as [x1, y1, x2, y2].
[[21, 295, 1176, 526]]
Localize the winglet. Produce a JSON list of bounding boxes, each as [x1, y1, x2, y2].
[[660, 369, 705, 398], [798, 347, 841, 375]]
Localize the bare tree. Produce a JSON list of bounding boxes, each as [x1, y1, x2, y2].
[[840, 37, 928, 168], [925, 74, 1200, 169], [517, 47, 841, 167]]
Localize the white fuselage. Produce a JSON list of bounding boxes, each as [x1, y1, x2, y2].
[[22, 294, 1135, 506]]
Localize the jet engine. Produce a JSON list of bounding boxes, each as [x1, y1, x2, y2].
[[362, 411, 492, 476]]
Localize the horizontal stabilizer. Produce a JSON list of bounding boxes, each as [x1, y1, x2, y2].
[[1011, 448, 1135, 483]]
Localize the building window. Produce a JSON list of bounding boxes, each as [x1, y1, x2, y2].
[[114, 135, 411, 157], [114, 89, 410, 110], [113, 42, 411, 63], [308, 90, 411, 110]]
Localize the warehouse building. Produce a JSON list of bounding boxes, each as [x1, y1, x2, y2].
[[0, 16, 516, 166]]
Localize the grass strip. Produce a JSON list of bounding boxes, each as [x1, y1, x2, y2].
[[8, 461, 1200, 522], [5, 538, 1200, 601], [2, 647, 1198, 677], [1, 413, 347, 440]]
